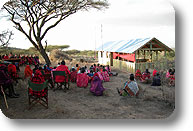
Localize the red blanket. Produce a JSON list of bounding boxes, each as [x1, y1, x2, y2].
[[30, 70, 46, 96], [55, 65, 70, 83], [70, 71, 77, 82], [24, 65, 32, 78], [8, 64, 18, 79], [77, 73, 89, 87]]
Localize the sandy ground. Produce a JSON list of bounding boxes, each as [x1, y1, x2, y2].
[[0, 65, 175, 119]]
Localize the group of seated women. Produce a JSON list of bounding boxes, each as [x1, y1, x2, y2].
[[166, 68, 175, 86], [135, 69, 151, 82], [135, 68, 175, 87], [69, 63, 111, 85], [24, 61, 110, 96]]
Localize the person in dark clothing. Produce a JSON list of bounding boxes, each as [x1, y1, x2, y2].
[[151, 73, 161, 86], [0, 64, 19, 98]]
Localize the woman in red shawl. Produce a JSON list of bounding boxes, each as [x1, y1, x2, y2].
[[141, 69, 151, 81], [8, 62, 19, 80], [152, 69, 158, 77], [29, 69, 46, 96], [55, 61, 70, 83], [168, 69, 175, 87], [101, 68, 110, 82], [96, 68, 104, 81], [70, 67, 77, 83], [3, 54, 9, 59], [135, 69, 142, 80], [76, 67, 89, 88], [31, 70, 45, 84], [24, 65, 33, 78], [0, 64, 19, 98]]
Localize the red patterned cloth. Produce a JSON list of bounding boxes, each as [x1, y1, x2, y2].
[[55, 65, 70, 83], [24, 65, 33, 78], [135, 69, 142, 78], [3, 55, 8, 59], [92, 73, 99, 81], [93, 66, 96, 72], [101, 71, 110, 82], [76, 73, 89, 88], [105, 67, 111, 73], [70, 71, 77, 82], [29, 70, 46, 97], [44, 69, 51, 74], [0, 64, 13, 84], [169, 75, 175, 80], [8, 64, 19, 79], [141, 72, 151, 81], [97, 72, 104, 81], [152, 69, 158, 77], [123, 81, 139, 96]]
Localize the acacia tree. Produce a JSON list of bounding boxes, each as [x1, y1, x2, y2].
[[0, 30, 13, 47], [2, 0, 108, 64]]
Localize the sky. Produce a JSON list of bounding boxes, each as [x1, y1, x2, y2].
[[0, 0, 175, 50]]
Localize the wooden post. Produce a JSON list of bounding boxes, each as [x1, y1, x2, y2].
[[156, 51, 158, 61], [164, 50, 167, 58], [164, 50, 167, 68], [150, 43, 152, 62], [144, 50, 146, 59], [110, 52, 113, 66], [134, 51, 137, 72], [138, 50, 140, 59], [1, 86, 8, 109]]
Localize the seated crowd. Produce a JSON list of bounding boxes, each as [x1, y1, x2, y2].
[[0, 53, 40, 66], [22, 61, 112, 96], [135, 68, 175, 87], [0, 53, 175, 103]]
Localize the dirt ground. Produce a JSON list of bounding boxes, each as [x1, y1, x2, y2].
[[0, 65, 175, 119]]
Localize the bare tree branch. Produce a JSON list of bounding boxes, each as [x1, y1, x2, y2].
[[0, 30, 14, 47], [1, 0, 109, 64]]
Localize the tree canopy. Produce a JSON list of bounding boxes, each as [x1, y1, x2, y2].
[[2, 0, 109, 64], [46, 45, 69, 52]]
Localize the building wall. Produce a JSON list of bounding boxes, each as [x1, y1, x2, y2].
[[98, 51, 110, 65], [98, 51, 135, 73], [113, 59, 135, 73]]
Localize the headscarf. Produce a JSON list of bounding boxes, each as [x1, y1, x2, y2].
[[153, 69, 157, 77]]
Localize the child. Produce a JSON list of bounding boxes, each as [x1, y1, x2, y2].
[[70, 67, 77, 83]]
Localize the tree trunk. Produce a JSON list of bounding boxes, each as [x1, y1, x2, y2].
[[40, 49, 51, 65]]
